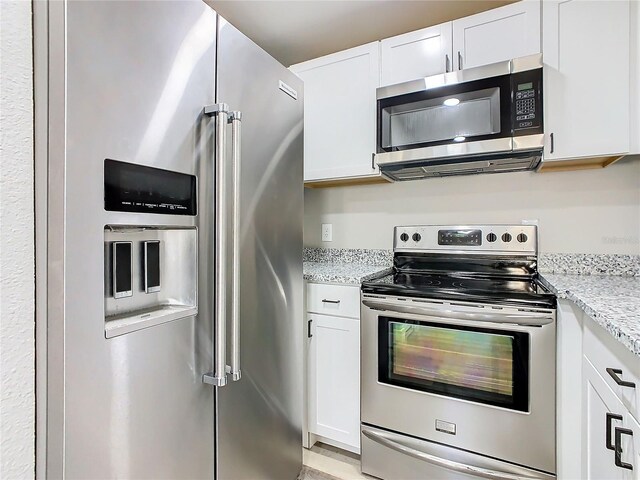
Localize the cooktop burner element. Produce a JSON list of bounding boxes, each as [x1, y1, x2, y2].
[[361, 224, 556, 309]]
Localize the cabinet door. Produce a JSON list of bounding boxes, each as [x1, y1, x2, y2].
[[380, 23, 452, 86], [290, 43, 379, 182], [453, 0, 540, 70], [543, 0, 630, 161], [557, 302, 585, 480], [625, 413, 640, 479], [584, 356, 626, 480], [308, 313, 360, 449]]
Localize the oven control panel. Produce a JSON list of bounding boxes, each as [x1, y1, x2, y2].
[[395, 225, 537, 255], [438, 229, 482, 246]]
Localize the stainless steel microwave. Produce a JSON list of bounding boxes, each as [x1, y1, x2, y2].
[[375, 54, 544, 181]]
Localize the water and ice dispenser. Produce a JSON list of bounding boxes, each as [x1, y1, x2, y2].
[[103, 160, 198, 338]]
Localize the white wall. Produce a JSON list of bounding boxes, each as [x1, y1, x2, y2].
[[0, 1, 35, 478], [304, 157, 640, 254]]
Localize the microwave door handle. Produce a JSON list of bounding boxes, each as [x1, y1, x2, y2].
[[362, 300, 553, 326], [202, 103, 229, 388], [228, 111, 242, 382], [362, 428, 540, 480]]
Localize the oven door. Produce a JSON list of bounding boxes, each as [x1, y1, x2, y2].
[[361, 294, 556, 475], [378, 314, 530, 413]]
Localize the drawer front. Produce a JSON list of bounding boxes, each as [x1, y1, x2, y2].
[[306, 283, 360, 319], [584, 318, 640, 421]]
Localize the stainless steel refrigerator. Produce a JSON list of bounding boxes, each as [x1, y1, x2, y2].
[[36, 1, 303, 478]]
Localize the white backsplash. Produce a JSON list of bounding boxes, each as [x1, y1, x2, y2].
[[304, 156, 640, 255]]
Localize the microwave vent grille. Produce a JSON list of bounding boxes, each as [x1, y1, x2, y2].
[[381, 153, 542, 181]]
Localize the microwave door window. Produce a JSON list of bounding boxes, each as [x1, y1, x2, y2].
[[382, 87, 501, 150]]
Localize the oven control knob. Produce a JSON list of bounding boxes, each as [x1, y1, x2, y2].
[[412, 233, 422, 242], [486, 233, 497, 243], [517, 233, 528, 243], [502, 233, 512, 243], [400, 233, 409, 242]]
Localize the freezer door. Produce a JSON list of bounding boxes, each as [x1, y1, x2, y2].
[[48, 1, 217, 478], [215, 18, 304, 480]]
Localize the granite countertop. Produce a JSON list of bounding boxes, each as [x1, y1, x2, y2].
[[541, 273, 640, 356], [303, 261, 391, 285]]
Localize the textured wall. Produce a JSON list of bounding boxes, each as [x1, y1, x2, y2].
[[0, 1, 35, 478], [304, 156, 640, 254]]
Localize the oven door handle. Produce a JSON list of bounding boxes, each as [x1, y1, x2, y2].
[[362, 300, 553, 326], [362, 428, 545, 480]]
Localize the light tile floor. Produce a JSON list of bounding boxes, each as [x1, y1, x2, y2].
[[298, 443, 376, 480]]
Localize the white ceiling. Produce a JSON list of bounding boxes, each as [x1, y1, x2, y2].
[[207, 0, 516, 66]]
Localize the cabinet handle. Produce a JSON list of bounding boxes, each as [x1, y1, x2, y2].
[[321, 299, 340, 304], [549, 133, 554, 154], [458, 51, 463, 70], [445, 54, 450, 73], [308, 319, 313, 338], [607, 368, 636, 388], [607, 413, 623, 450], [614, 427, 634, 470], [371, 152, 375, 170]]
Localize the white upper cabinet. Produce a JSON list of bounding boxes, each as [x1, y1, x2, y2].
[[543, 0, 630, 162], [379, 1, 541, 88], [380, 23, 452, 86], [452, 0, 541, 71], [290, 43, 380, 183], [631, 0, 639, 155]]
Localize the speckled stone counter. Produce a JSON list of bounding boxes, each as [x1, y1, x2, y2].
[[541, 274, 640, 356], [539, 253, 640, 276], [303, 262, 391, 285], [303, 248, 392, 284]]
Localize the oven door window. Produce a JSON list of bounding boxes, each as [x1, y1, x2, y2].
[[378, 316, 529, 412], [378, 74, 512, 152]]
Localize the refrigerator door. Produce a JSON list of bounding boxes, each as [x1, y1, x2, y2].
[[48, 1, 217, 477], [215, 18, 304, 480]]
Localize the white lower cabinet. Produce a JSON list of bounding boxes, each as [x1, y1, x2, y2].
[[582, 319, 639, 479], [305, 283, 360, 453], [629, 414, 640, 480], [583, 357, 630, 479], [556, 300, 585, 479]]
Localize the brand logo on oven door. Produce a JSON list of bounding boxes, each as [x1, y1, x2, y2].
[[435, 419, 456, 435]]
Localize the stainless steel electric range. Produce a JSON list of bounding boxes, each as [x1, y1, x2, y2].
[[360, 225, 557, 480]]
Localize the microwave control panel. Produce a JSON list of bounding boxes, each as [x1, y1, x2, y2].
[[511, 68, 543, 134]]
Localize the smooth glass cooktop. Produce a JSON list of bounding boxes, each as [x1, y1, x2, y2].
[[362, 272, 556, 308]]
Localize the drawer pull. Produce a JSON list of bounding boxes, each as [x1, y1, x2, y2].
[[321, 299, 341, 304], [614, 427, 634, 470], [606, 368, 636, 388], [606, 413, 623, 450]]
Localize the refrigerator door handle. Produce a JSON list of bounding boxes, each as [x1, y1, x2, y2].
[[228, 111, 242, 382], [202, 102, 229, 388]]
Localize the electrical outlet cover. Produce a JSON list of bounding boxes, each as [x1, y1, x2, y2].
[[321, 223, 333, 242]]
